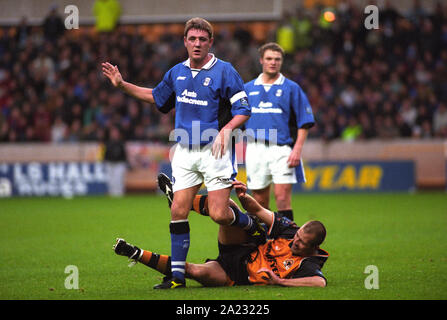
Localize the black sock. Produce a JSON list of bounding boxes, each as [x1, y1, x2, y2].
[[191, 195, 209, 216], [278, 209, 294, 221]]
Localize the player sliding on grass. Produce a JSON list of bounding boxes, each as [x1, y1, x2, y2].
[[113, 174, 328, 288]]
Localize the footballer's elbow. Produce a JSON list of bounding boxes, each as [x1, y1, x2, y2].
[[316, 277, 327, 287], [308, 276, 327, 287]]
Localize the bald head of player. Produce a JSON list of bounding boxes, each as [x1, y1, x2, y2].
[[290, 220, 326, 257]]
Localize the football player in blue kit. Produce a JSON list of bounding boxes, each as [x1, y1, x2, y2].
[[102, 17, 251, 289], [244, 43, 315, 222]]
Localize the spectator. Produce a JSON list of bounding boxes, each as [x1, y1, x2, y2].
[[233, 23, 253, 53], [358, 112, 376, 139], [42, 5, 65, 42], [104, 126, 127, 197], [341, 116, 362, 142], [399, 99, 418, 127], [93, 0, 122, 33], [33, 103, 51, 141], [419, 120, 433, 138], [339, 85, 358, 110], [396, 113, 413, 137], [0, 1, 445, 144], [433, 103, 447, 137], [0, 69, 12, 109], [66, 119, 82, 142], [0, 121, 7, 141], [291, 9, 313, 49], [51, 115, 67, 143], [24, 126, 36, 142], [276, 13, 295, 54], [15, 17, 31, 48], [415, 104, 432, 128], [377, 115, 399, 139]]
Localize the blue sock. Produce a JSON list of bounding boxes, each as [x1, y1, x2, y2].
[[230, 206, 253, 230], [169, 221, 190, 281]]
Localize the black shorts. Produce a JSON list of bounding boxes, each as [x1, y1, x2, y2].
[[211, 242, 258, 286]]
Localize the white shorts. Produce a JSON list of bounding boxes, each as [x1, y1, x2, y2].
[[171, 143, 237, 192], [245, 142, 305, 190]]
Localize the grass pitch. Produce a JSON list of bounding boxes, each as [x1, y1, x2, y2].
[[1, 192, 446, 300]]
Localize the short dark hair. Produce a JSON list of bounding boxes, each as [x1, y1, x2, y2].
[[258, 42, 285, 58], [184, 17, 214, 39], [302, 220, 326, 248]]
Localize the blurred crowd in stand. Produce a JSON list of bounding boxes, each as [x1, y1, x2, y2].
[[1, 0, 447, 144]]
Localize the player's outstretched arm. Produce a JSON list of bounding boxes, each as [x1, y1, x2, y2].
[[232, 180, 274, 227], [256, 268, 326, 287], [102, 62, 155, 104]]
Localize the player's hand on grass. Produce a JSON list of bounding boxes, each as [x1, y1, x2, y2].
[[102, 62, 123, 88], [257, 268, 281, 285]]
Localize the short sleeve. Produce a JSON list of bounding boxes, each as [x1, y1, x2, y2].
[[152, 69, 175, 114], [292, 84, 315, 129], [223, 65, 251, 117], [268, 212, 299, 239], [290, 259, 326, 282]]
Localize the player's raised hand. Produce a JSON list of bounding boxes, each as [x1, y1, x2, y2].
[[102, 62, 123, 88]]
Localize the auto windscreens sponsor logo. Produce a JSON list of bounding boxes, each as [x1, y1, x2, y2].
[[177, 89, 208, 106], [251, 101, 283, 113]]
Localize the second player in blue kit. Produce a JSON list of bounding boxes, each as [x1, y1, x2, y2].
[[244, 43, 315, 221]]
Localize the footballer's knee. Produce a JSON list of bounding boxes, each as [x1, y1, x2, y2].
[[208, 205, 233, 225], [170, 200, 190, 220], [185, 263, 199, 278], [186, 263, 209, 279], [186, 262, 228, 287]]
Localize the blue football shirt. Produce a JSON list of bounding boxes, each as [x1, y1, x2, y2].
[[152, 54, 251, 146], [244, 73, 315, 146]]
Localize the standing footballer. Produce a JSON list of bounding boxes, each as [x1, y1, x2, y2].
[[244, 42, 315, 221], [102, 18, 251, 289]]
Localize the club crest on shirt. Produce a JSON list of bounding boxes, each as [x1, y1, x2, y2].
[[203, 77, 212, 86], [283, 259, 294, 270], [275, 89, 282, 97], [241, 97, 249, 107]]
